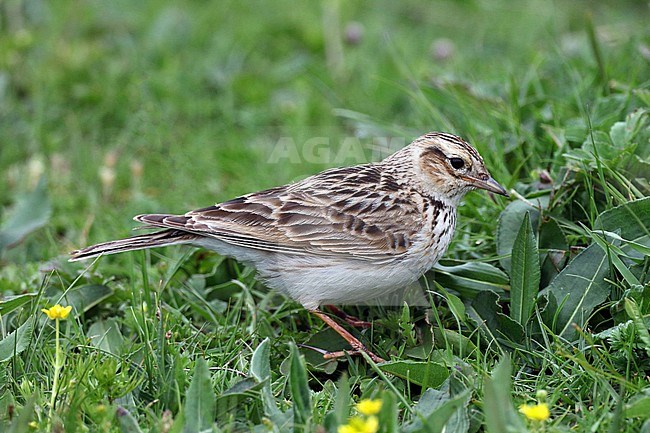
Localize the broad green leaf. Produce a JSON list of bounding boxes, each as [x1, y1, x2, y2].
[[580, 130, 626, 163], [183, 358, 215, 433], [249, 337, 285, 424], [595, 197, 650, 242], [431, 262, 509, 298], [423, 391, 470, 433], [496, 197, 548, 273], [541, 243, 610, 340], [219, 377, 265, 397], [483, 357, 527, 433], [301, 327, 344, 371], [0, 293, 36, 316], [250, 338, 271, 383], [0, 177, 51, 252], [609, 108, 649, 150], [589, 94, 628, 129], [378, 360, 449, 388], [467, 291, 525, 345], [289, 343, 311, 431], [432, 327, 477, 357], [403, 388, 470, 433], [88, 319, 125, 356], [539, 217, 569, 251], [625, 393, 650, 419], [510, 213, 540, 325], [594, 198, 650, 279], [435, 283, 467, 322], [61, 284, 114, 314], [0, 317, 36, 363], [216, 377, 267, 420], [116, 406, 144, 433], [538, 218, 568, 287]]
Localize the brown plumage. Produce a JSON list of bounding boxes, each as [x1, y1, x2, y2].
[[71, 132, 507, 362]]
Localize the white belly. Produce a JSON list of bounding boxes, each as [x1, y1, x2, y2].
[[192, 205, 457, 310]]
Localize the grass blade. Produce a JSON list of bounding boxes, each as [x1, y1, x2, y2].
[[432, 262, 510, 298], [290, 343, 311, 432], [624, 298, 650, 357], [585, 13, 608, 92]]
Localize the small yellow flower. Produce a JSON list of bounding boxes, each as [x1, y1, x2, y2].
[[363, 416, 378, 433], [338, 416, 378, 433], [356, 398, 383, 416], [519, 403, 550, 421], [41, 305, 72, 320]]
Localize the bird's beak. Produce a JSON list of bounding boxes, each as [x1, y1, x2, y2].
[[470, 176, 509, 197]]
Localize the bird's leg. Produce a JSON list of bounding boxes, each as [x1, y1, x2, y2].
[[325, 305, 373, 329], [310, 309, 385, 363]]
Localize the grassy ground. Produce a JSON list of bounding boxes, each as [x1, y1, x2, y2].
[[1, 0, 649, 432]]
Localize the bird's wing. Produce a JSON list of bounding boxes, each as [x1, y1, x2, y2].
[[136, 165, 425, 263]]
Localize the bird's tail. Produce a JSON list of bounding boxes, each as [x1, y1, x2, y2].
[[69, 229, 195, 262]]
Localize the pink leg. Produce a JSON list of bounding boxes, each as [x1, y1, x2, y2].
[[310, 309, 385, 363], [325, 305, 373, 329]]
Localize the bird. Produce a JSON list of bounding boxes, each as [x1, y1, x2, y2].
[[70, 132, 508, 362]]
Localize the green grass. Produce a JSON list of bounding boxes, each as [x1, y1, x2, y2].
[[1, 0, 649, 432]]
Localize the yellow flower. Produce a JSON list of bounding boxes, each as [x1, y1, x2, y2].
[[356, 399, 383, 416], [338, 416, 379, 433], [519, 403, 550, 421], [41, 305, 72, 320]]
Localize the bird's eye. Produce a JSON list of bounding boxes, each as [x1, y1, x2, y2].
[[449, 157, 465, 170]]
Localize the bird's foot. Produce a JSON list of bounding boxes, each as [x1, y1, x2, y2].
[[323, 348, 385, 363], [309, 308, 385, 363], [325, 305, 373, 329]]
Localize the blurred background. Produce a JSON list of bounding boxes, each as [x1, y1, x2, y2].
[[1, 2, 649, 431], [0, 0, 648, 260]]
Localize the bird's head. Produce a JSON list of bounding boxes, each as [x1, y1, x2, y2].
[[408, 132, 508, 203]]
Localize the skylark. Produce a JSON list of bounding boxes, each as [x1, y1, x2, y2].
[[71, 132, 507, 362]]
